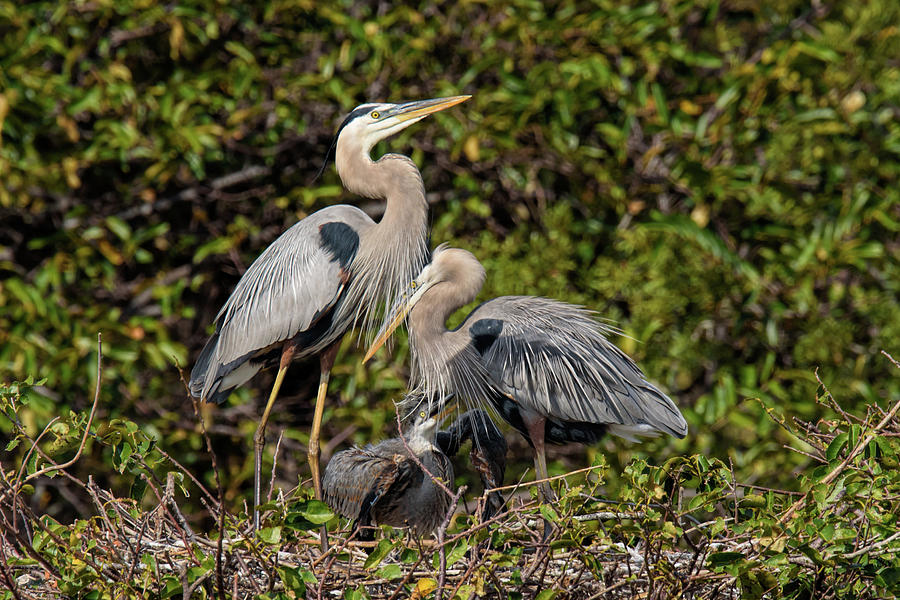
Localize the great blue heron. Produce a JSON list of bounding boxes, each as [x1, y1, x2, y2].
[[189, 96, 470, 529], [323, 405, 507, 537], [363, 245, 688, 507]]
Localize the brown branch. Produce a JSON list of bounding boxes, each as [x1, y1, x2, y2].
[[0, 529, 26, 600], [188, 390, 227, 600], [778, 368, 900, 525], [267, 430, 284, 504], [394, 409, 454, 499], [19, 333, 103, 484], [436, 486, 467, 600]]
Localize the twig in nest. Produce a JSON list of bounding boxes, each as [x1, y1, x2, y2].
[[180, 363, 227, 600], [436, 486, 467, 600], [267, 429, 284, 504], [9, 333, 104, 513], [778, 387, 900, 525], [0, 529, 26, 600], [394, 408, 454, 499], [155, 447, 219, 508]]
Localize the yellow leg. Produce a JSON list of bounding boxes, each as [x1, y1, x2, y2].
[[311, 340, 340, 553], [253, 364, 289, 532], [308, 370, 329, 503]]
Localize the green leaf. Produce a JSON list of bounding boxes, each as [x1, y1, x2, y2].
[[363, 539, 394, 569], [105, 216, 131, 241], [446, 539, 469, 567], [257, 526, 282, 545], [301, 500, 335, 524], [876, 567, 900, 590], [192, 237, 235, 263], [278, 565, 310, 595], [377, 563, 402, 580], [540, 504, 560, 522], [740, 494, 767, 509], [160, 576, 183, 599], [709, 552, 745, 566], [826, 432, 849, 462]]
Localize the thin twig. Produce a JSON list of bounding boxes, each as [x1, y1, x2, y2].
[[490, 463, 605, 495], [155, 447, 219, 507], [182, 365, 227, 600], [778, 388, 900, 525], [436, 486, 466, 600], [20, 333, 103, 483], [0, 529, 25, 600], [841, 529, 900, 559], [394, 409, 454, 499], [267, 429, 284, 504]]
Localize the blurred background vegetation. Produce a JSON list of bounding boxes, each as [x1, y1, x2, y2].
[[1, 0, 898, 525]]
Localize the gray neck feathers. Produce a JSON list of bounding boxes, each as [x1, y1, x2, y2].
[[407, 267, 496, 414], [341, 154, 429, 339]]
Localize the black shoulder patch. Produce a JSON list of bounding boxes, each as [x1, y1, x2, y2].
[[319, 222, 360, 268], [470, 318, 503, 355]]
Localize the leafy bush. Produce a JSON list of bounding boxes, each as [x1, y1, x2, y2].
[[2, 360, 899, 598], [1, 2, 899, 595]]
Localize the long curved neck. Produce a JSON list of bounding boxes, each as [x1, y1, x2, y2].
[[336, 141, 429, 337], [407, 276, 494, 408], [361, 154, 429, 257], [409, 281, 470, 340]]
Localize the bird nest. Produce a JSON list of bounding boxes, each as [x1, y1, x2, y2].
[[3, 481, 744, 599], [4, 352, 900, 598]]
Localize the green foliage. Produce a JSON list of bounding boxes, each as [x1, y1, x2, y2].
[[1, 4, 899, 596]]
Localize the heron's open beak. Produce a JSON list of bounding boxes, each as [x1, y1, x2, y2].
[[362, 279, 434, 363], [388, 95, 471, 122]]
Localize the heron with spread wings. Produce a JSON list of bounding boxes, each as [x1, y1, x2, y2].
[[364, 245, 688, 507], [189, 96, 470, 529]]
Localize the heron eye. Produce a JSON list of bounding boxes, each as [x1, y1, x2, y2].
[[419, 411, 426, 419], [410, 282, 417, 289], [370, 111, 380, 119]]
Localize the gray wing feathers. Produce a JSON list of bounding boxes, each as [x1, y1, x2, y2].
[[323, 441, 411, 521], [194, 206, 372, 400], [473, 297, 687, 438]]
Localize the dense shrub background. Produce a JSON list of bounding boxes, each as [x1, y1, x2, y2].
[[1, 0, 899, 523]]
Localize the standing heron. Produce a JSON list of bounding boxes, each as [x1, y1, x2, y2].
[[189, 96, 470, 530], [363, 245, 688, 508], [323, 405, 507, 537]]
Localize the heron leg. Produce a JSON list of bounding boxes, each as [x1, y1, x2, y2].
[[253, 341, 297, 532], [309, 340, 340, 500], [309, 339, 341, 552], [524, 415, 556, 540]]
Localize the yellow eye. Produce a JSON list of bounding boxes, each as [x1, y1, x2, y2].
[[419, 411, 426, 419], [370, 111, 380, 119], [410, 282, 417, 289]]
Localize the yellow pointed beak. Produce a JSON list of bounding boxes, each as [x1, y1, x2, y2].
[[391, 95, 471, 122], [363, 278, 434, 364], [363, 300, 413, 364]]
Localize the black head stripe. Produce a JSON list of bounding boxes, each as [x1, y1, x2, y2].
[[313, 105, 381, 182]]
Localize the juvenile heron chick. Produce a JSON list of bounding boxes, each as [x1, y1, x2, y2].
[[323, 406, 507, 536]]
